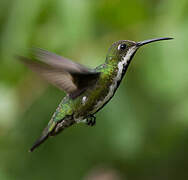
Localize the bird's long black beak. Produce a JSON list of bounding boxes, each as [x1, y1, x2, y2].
[[136, 37, 173, 47]]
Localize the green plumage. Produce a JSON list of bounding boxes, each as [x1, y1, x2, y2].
[[18, 37, 172, 152], [48, 62, 117, 131]]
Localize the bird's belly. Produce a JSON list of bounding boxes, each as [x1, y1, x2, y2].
[[74, 84, 116, 122], [89, 81, 118, 115], [89, 65, 125, 115], [74, 68, 123, 122]]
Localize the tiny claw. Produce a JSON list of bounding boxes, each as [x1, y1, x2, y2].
[[86, 115, 96, 127]]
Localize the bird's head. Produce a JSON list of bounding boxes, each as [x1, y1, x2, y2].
[[106, 37, 173, 65]]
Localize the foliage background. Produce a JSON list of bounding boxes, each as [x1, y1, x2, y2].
[[0, 0, 187, 179]]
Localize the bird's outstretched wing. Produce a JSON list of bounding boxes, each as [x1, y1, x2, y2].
[[18, 48, 100, 98]]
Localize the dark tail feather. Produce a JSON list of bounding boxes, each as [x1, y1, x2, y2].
[[29, 133, 49, 152]]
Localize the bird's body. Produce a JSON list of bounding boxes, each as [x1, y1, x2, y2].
[[44, 51, 126, 135], [18, 37, 172, 152]]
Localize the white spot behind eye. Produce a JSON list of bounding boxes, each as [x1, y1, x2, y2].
[[118, 44, 122, 51], [118, 43, 126, 51]]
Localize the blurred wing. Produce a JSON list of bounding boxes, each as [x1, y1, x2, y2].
[[18, 49, 100, 98], [33, 48, 93, 73]]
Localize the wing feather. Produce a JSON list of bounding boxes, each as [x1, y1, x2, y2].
[[17, 49, 100, 98]]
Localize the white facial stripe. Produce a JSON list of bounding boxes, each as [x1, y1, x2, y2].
[[91, 46, 138, 115], [116, 46, 138, 81]]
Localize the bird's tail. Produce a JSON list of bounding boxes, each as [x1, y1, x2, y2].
[[29, 115, 75, 152], [29, 132, 49, 152], [29, 121, 56, 152]]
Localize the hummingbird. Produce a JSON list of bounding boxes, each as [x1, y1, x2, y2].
[[18, 37, 173, 152]]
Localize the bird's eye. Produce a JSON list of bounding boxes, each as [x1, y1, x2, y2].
[[118, 43, 127, 51]]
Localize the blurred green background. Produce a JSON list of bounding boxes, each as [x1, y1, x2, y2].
[[0, 0, 187, 179]]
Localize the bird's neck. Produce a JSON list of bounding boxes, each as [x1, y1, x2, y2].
[[105, 47, 138, 82]]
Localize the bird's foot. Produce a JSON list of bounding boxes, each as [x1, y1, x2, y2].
[[86, 115, 96, 126]]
